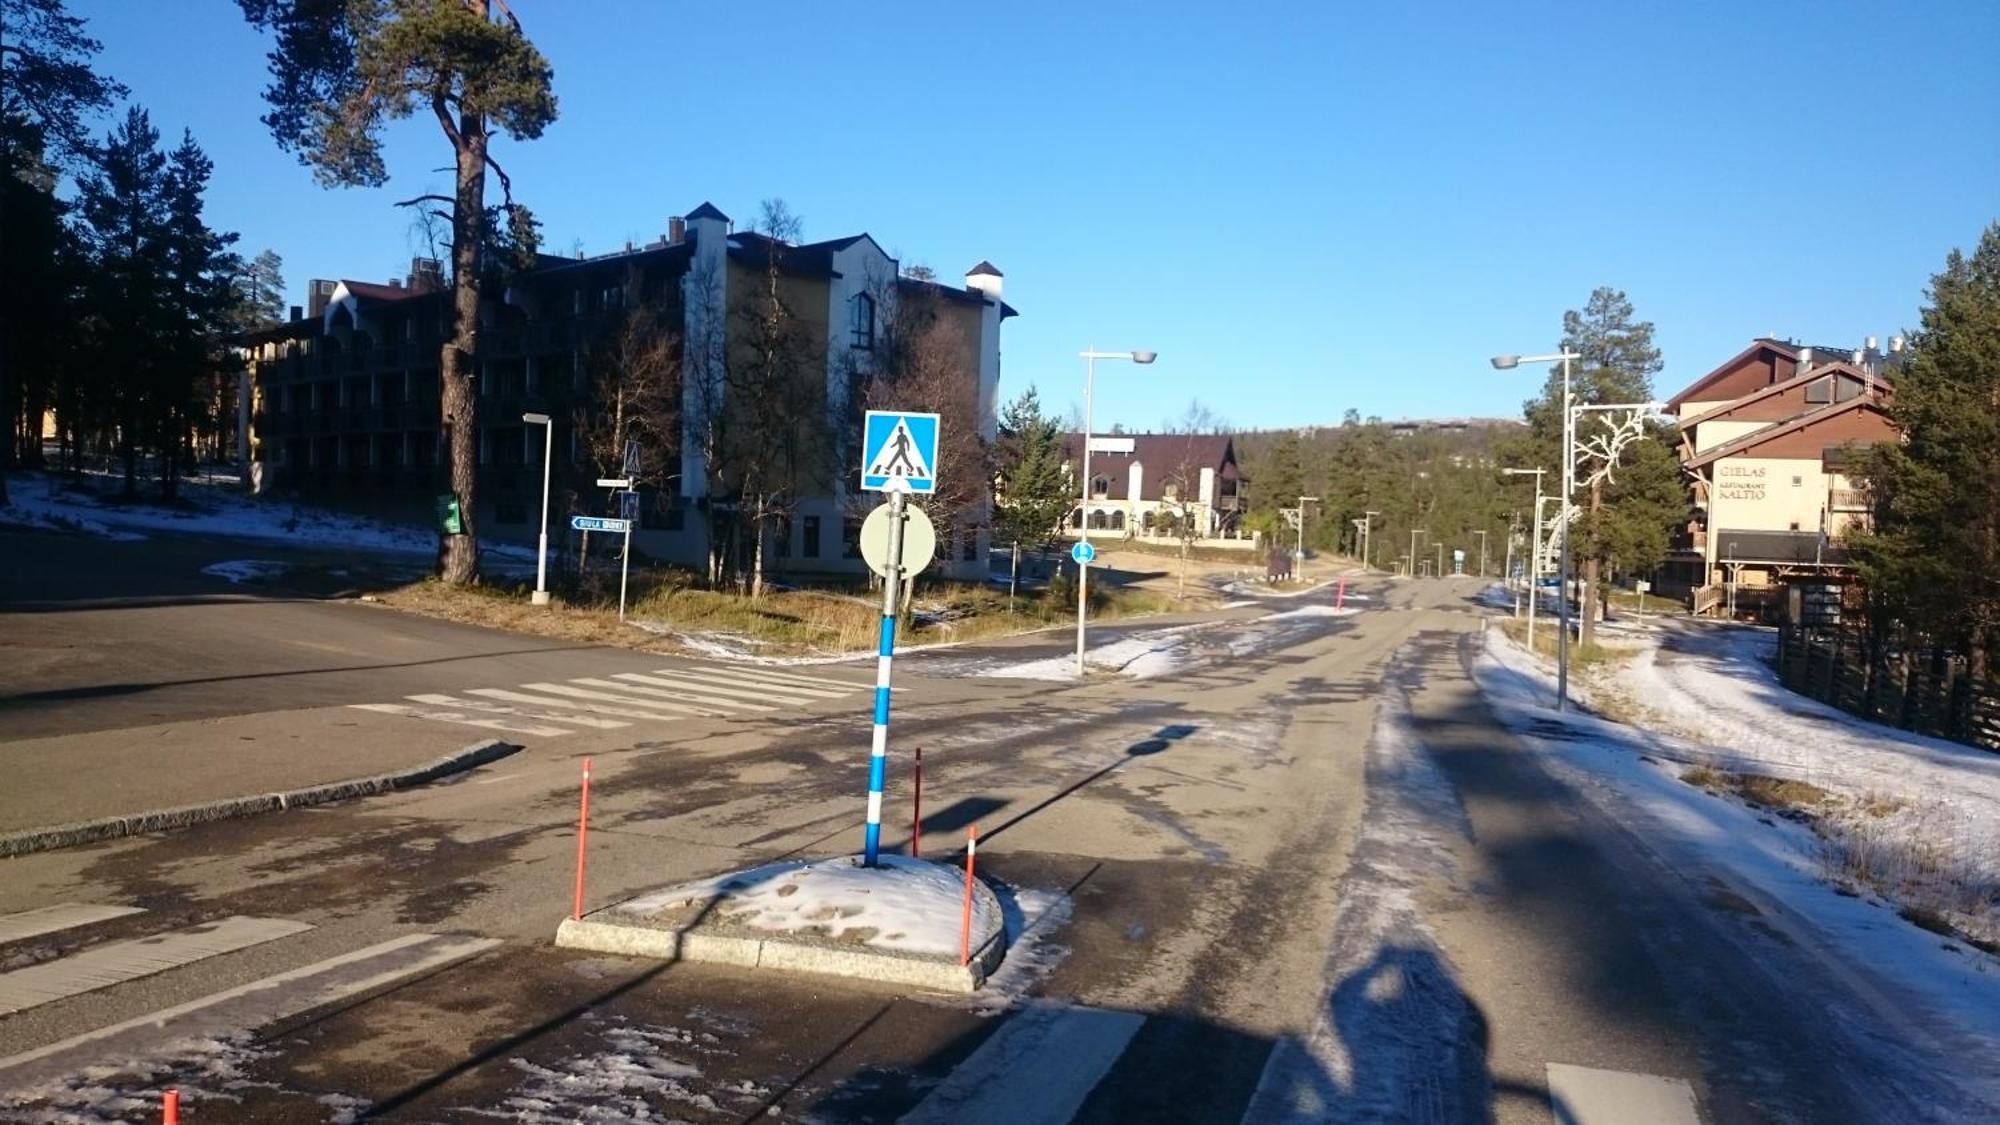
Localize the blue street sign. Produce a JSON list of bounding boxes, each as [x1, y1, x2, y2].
[[618, 489, 641, 522], [1071, 540, 1097, 566], [571, 515, 631, 533], [861, 410, 940, 494]]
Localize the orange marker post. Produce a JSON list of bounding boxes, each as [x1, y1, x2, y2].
[[163, 1090, 180, 1125], [572, 757, 592, 921], [1337, 578, 1347, 610], [959, 825, 978, 967], [911, 747, 923, 859]]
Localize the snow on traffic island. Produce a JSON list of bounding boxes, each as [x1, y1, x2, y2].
[[555, 855, 1008, 993]]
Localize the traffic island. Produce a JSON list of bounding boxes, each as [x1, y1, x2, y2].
[[555, 854, 1007, 993]]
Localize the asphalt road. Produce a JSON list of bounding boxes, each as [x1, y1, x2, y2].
[[1, 533, 1991, 1122]]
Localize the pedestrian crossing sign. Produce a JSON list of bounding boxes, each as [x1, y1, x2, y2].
[[861, 410, 940, 494]]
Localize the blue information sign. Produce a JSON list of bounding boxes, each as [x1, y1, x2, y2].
[[571, 515, 631, 533], [1071, 540, 1097, 566]]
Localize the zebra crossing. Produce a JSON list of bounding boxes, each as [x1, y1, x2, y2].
[[349, 662, 871, 738], [0, 901, 498, 1099]]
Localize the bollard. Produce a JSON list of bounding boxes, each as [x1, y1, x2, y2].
[[163, 1090, 180, 1125], [572, 757, 592, 921], [1336, 578, 1347, 610], [910, 748, 923, 859], [959, 825, 978, 967]]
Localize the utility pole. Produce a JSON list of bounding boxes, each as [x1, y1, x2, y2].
[[1409, 528, 1426, 577], [1362, 510, 1379, 573], [1435, 542, 1444, 578], [1296, 495, 1319, 566], [1472, 529, 1489, 578]]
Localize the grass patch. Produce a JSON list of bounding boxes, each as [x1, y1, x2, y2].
[[1497, 617, 1632, 668], [365, 566, 1178, 657]]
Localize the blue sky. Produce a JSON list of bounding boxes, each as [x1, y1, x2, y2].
[[70, 0, 2000, 430]]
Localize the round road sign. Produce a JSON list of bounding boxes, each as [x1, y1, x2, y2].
[[859, 502, 937, 580], [1071, 540, 1097, 566]]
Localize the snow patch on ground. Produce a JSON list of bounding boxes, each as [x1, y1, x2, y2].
[[0, 470, 532, 563], [459, 1015, 767, 1124], [1473, 624, 2000, 1087], [620, 854, 1000, 959], [1262, 604, 1361, 622], [0, 1030, 364, 1123], [1245, 659, 1489, 1122], [976, 626, 1198, 682], [956, 887, 1074, 1018], [200, 559, 292, 585]]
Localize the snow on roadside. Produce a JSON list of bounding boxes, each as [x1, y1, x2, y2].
[[200, 560, 291, 585], [1472, 624, 2000, 1067], [1245, 656, 1487, 1122], [456, 1014, 767, 1124], [977, 625, 1199, 682], [619, 854, 1001, 959], [0, 470, 532, 562]]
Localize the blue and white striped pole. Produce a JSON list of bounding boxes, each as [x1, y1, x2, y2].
[[864, 488, 909, 866]]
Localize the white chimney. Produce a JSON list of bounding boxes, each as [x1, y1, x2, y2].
[[965, 260, 1003, 300], [1890, 335, 1905, 353], [1865, 335, 1878, 351]]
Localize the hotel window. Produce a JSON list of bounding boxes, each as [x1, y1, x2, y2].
[[803, 516, 822, 559], [1806, 377, 1832, 404], [849, 293, 875, 350]]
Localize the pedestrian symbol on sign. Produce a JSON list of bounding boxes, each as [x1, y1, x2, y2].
[[860, 410, 940, 494]]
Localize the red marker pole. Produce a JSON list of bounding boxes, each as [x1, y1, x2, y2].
[[910, 747, 923, 859], [959, 825, 978, 967], [572, 757, 592, 921], [163, 1090, 180, 1125], [1337, 578, 1347, 610]]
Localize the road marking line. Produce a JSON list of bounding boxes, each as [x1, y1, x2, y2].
[[1545, 1063, 1702, 1125], [466, 687, 714, 722], [604, 672, 793, 709], [404, 693, 632, 730], [569, 676, 775, 712], [349, 703, 571, 738], [0, 916, 313, 1016], [513, 682, 731, 717], [701, 664, 872, 691], [654, 667, 855, 699], [0, 933, 500, 1085], [0, 905, 146, 945], [899, 1001, 1145, 1124]]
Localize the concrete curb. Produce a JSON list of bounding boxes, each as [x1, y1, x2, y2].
[[554, 880, 1009, 994], [0, 739, 520, 860]]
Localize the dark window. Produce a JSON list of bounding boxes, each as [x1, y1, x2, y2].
[[843, 517, 863, 559], [1091, 474, 1111, 499], [1805, 377, 1832, 404], [850, 293, 875, 349], [961, 531, 978, 561], [774, 515, 792, 559], [803, 516, 822, 559]]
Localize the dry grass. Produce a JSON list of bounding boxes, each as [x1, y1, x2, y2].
[[1497, 617, 1634, 669], [365, 567, 1176, 657], [1674, 762, 1997, 951]]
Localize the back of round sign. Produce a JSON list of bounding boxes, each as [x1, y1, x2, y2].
[[859, 501, 938, 580]]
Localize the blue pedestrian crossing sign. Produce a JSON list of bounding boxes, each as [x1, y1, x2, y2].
[[861, 410, 939, 494], [1071, 540, 1097, 566]]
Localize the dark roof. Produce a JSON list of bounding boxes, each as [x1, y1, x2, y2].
[[897, 275, 1020, 319], [527, 239, 693, 278], [1679, 360, 1887, 429], [727, 231, 840, 278], [685, 201, 730, 222], [1667, 338, 1799, 408], [1685, 396, 1890, 469], [339, 280, 425, 303], [1061, 433, 1240, 501], [967, 260, 1002, 277]]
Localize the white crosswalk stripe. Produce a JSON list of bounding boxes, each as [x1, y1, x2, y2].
[[0, 915, 312, 1016], [0, 904, 146, 945], [346, 661, 871, 739]]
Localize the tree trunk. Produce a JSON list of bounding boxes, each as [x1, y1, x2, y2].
[[750, 494, 767, 598], [437, 116, 489, 586], [1581, 479, 1604, 648]]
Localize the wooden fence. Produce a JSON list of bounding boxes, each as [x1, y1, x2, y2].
[[1774, 625, 2000, 753]]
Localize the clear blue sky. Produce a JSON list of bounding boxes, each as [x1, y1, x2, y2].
[[71, 0, 2000, 431]]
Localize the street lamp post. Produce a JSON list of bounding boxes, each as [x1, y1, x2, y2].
[[1409, 527, 1426, 578], [1296, 495, 1319, 565], [1503, 467, 1547, 652], [1076, 348, 1156, 676], [1362, 510, 1379, 572], [1435, 542, 1445, 578], [523, 412, 554, 606], [1472, 529, 1489, 578], [1492, 351, 1580, 710]]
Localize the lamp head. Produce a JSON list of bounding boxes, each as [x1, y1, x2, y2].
[[1490, 355, 1520, 370], [1131, 350, 1157, 365], [522, 411, 552, 425]]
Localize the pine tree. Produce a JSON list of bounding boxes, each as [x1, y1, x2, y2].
[[995, 387, 1071, 546], [158, 130, 239, 496], [240, 0, 557, 584], [1852, 223, 2000, 685], [232, 249, 286, 332]]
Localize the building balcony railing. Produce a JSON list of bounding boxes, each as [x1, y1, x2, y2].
[[1829, 489, 1869, 512]]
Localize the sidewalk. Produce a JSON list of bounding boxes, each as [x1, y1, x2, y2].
[[0, 707, 495, 839]]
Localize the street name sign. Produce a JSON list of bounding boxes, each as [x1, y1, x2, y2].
[[1071, 540, 1097, 566], [595, 478, 631, 489], [861, 410, 940, 494], [571, 516, 630, 533]]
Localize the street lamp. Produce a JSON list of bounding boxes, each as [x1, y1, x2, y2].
[[1472, 529, 1489, 578], [1361, 510, 1379, 572], [1296, 495, 1319, 565], [1409, 528, 1427, 579], [1503, 467, 1547, 652], [1435, 541, 1445, 578], [1492, 350, 1581, 710], [523, 411, 554, 607], [1076, 348, 1156, 676]]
